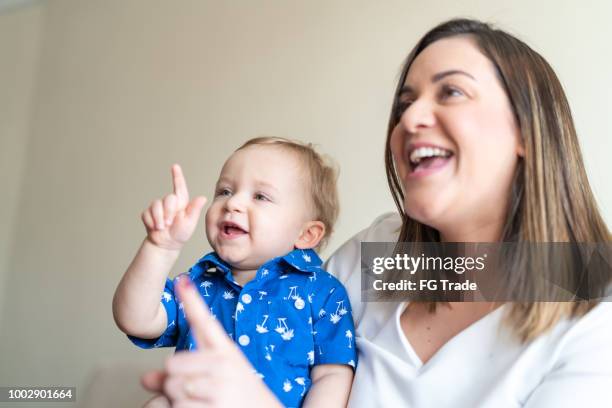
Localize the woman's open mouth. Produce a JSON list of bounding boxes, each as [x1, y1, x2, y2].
[[407, 145, 454, 177]]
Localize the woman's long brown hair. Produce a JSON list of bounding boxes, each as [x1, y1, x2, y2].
[[385, 18, 610, 342]]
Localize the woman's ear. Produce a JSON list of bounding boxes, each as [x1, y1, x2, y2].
[[295, 221, 326, 249], [517, 142, 525, 158], [515, 129, 525, 158]]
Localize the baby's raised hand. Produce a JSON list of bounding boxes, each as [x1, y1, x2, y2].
[[141, 164, 207, 251]]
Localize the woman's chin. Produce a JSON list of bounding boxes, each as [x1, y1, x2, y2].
[[405, 202, 449, 230]]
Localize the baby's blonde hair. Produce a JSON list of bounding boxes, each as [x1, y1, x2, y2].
[[237, 136, 339, 250]]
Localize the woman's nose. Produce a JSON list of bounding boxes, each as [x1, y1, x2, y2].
[[399, 99, 436, 134]]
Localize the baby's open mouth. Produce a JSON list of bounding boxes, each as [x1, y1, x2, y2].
[[221, 222, 248, 237], [408, 146, 454, 172]]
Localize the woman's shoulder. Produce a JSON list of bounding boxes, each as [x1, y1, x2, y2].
[[322, 213, 401, 323], [559, 302, 612, 350], [324, 212, 401, 283], [510, 302, 612, 406], [359, 212, 402, 241]]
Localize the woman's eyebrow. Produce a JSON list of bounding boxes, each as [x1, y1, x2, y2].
[[431, 69, 476, 82], [399, 69, 476, 95]]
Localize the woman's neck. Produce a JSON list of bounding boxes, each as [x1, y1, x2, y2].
[[439, 218, 505, 243]]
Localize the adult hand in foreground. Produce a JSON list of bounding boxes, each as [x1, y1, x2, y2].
[[141, 277, 283, 408]]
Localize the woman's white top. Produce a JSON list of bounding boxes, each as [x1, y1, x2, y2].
[[324, 213, 612, 408]]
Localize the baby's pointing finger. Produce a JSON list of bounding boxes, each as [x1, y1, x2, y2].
[[172, 164, 190, 206]]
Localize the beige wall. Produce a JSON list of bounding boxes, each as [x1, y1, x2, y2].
[[0, 3, 43, 338], [1, 0, 610, 406]]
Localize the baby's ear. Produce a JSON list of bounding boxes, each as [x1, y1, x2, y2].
[[295, 221, 326, 249]]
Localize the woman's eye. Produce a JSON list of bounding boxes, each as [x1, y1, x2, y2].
[[440, 85, 463, 99]]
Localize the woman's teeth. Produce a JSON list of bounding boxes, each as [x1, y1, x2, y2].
[[409, 147, 452, 165]]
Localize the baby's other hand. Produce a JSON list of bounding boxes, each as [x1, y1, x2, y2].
[[141, 164, 207, 251]]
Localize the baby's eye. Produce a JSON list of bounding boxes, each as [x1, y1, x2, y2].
[[216, 188, 232, 197], [254, 192, 269, 201]]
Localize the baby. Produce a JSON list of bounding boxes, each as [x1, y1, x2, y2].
[[113, 137, 356, 407]]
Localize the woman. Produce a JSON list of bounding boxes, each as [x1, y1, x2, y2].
[[142, 18, 612, 407]]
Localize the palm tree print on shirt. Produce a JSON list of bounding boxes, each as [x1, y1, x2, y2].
[[330, 300, 348, 324], [200, 280, 212, 297], [295, 377, 306, 396], [345, 330, 353, 348], [256, 315, 270, 333], [275, 318, 295, 340], [234, 302, 244, 320]]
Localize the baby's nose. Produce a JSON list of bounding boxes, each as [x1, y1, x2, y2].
[[224, 193, 246, 212]]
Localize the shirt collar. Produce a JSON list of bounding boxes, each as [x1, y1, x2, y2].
[[279, 248, 322, 273], [189, 248, 322, 281], [189, 252, 232, 281]]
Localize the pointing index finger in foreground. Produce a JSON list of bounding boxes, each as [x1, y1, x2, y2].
[[175, 276, 230, 350], [171, 164, 190, 203]]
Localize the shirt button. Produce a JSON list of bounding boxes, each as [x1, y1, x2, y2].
[[294, 297, 305, 310], [241, 293, 252, 304], [238, 334, 250, 346]]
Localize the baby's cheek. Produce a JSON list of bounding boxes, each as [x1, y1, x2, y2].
[[204, 208, 217, 239]]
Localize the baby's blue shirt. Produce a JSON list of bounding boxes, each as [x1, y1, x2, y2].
[[129, 248, 357, 408]]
